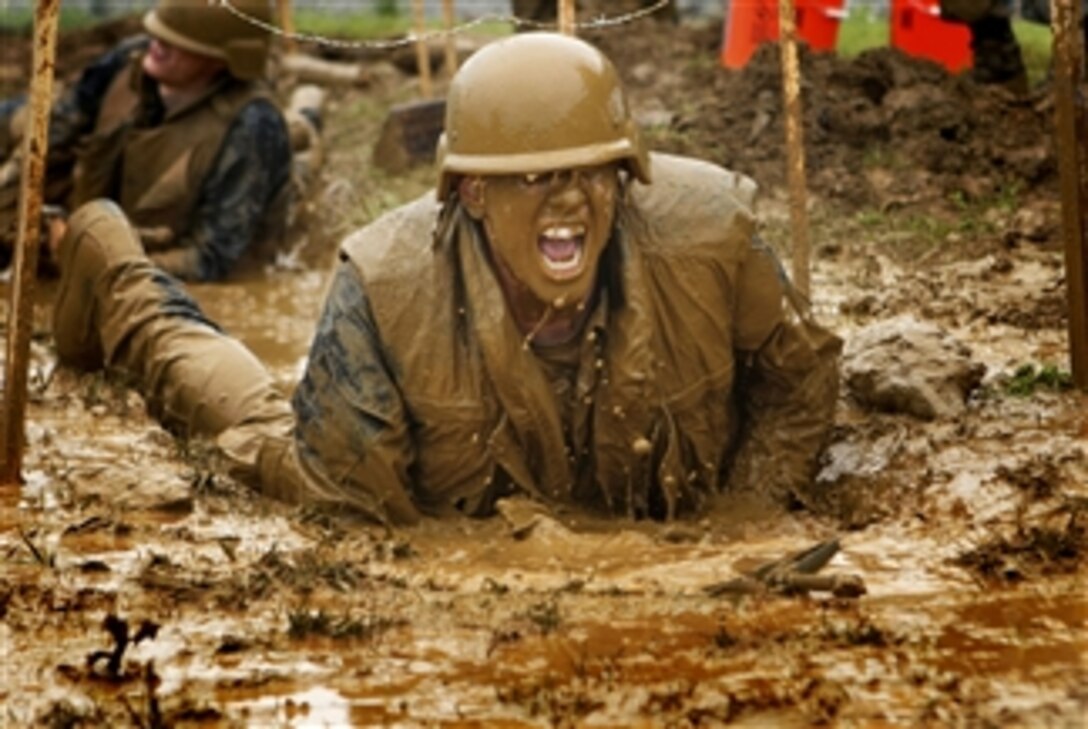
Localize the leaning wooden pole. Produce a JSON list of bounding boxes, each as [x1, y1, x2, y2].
[[559, 0, 576, 35], [276, 0, 298, 55], [412, 0, 433, 98], [778, 0, 811, 298], [442, 0, 458, 80], [1050, 0, 1088, 388], [1, 0, 60, 485]]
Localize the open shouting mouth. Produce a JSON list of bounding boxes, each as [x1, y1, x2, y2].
[[538, 225, 586, 281]]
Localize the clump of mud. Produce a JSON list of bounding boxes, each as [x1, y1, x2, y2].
[[953, 499, 1087, 583], [592, 23, 1056, 211]]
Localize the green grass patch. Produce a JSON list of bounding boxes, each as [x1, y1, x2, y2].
[[293, 9, 510, 41], [0, 7, 105, 32], [1005, 363, 1074, 396], [836, 11, 1053, 86], [836, 8, 889, 57], [1014, 19, 1053, 86]]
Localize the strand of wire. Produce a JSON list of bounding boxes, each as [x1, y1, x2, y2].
[[219, 0, 673, 50]]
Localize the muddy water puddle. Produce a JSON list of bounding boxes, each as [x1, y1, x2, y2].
[[2, 484, 1086, 725], [1, 234, 1086, 726]]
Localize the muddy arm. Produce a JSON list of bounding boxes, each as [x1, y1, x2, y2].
[[148, 99, 292, 281], [726, 237, 842, 505], [287, 262, 422, 525]]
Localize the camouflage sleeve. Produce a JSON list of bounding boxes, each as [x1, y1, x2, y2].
[[288, 261, 421, 525], [1, 36, 144, 162], [149, 98, 291, 281], [66, 36, 149, 137], [726, 236, 842, 506]]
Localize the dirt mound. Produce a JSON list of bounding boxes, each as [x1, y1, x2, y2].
[[0, 14, 143, 95], [592, 23, 1057, 210]]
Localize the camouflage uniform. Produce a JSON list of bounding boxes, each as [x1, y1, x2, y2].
[[53, 153, 841, 526], [0, 36, 292, 281]]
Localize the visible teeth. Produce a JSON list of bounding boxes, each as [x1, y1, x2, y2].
[[542, 225, 585, 239], [543, 247, 583, 274], [539, 224, 586, 279]]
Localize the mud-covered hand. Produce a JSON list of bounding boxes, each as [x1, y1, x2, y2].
[[289, 262, 421, 525], [726, 237, 842, 506]]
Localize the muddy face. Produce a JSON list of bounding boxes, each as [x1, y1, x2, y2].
[[464, 163, 620, 313], [141, 37, 224, 91]]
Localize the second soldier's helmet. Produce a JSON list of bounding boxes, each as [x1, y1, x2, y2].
[[143, 0, 274, 82], [436, 32, 651, 200]]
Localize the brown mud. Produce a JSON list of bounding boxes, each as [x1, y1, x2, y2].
[[1, 16, 1086, 728]]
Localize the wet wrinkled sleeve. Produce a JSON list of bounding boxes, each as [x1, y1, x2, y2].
[[1, 37, 140, 166], [282, 261, 421, 524], [148, 99, 291, 281], [727, 237, 842, 504]]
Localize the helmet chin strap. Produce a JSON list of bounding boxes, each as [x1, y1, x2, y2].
[[522, 304, 557, 350]]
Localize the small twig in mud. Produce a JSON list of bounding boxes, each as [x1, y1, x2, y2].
[[525, 599, 562, 635], [119, 662, 164, 729], [995, 457, 1064, 500], [17, 527, 54, 568], [704, 539, 867, 599], [86, 614, 160, 681], [712, 624, 739, 649], [486, 628, 522, 657], [818, 615, 891, 647], [286, 607, 405, 641], [952, 509, 1086, 583]]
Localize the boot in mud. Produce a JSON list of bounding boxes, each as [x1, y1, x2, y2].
[[968, 16, 1029, 94], [52, 200, 145, 370], [52, 199, 292, 439]]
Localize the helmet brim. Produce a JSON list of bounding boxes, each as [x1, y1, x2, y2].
[[143, 10, 227, 62], [437, 136, 652, 201]]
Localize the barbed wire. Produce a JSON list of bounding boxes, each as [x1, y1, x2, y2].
[[219, 0, 674, 51]]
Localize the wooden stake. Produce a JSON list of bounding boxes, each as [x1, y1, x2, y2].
[[277, 0, 298, 55], [412, 0, 433, 98], [559, 0, 576, 35], [778, 0, 811, 298], [442, 0, 458, 80], [1, 0, 60, 485], [1050, 0, 1088, 388]]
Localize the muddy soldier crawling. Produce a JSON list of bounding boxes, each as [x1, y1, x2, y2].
[[51, 33, 841, 525], [0, 0, 294, 280]]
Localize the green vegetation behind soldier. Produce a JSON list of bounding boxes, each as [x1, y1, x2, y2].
[[51, 33, 841, 526], [0, 0, 306, 281]]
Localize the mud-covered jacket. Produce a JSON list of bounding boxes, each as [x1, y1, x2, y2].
[[277, 153, 841, 525], [70, 44, 291, 280], [0, 37, 292, 280]]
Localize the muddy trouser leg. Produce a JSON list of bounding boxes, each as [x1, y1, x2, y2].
[[968, 16, 1028, 90], [52, 200, 295, 483]]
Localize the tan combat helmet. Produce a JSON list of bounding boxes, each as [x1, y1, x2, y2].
[[436, 32, 651, 200], [143, 0, 274, 82]]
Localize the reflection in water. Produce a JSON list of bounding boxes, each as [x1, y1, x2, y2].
[[0, 208, 1084, 727], [240, 686, 352, 728], [188, 268, 330, 382]]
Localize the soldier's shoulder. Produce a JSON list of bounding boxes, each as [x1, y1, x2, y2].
[[339, 192, 440, 283], [635, 152, 758, 214], [627, 152, 757, 257]]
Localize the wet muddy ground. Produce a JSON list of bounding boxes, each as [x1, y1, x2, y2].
[[1, 15, 1087, 728]]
